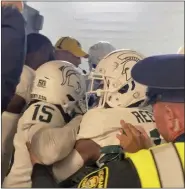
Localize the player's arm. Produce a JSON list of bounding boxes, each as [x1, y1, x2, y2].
[[30, 116, 83, 188], [1, 111, 21, 181], [1, 94, 26, 182], [31, 139, 98, 186], [29, 115, 82, 165], [2, 95, 25, 153], [52, 138, 100, 183], [2, 65, 35, 179], [29, 141, 85, 187], [52, 149, 84, 183]]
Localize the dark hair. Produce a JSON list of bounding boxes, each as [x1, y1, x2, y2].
[[27, 33, 53, 54]]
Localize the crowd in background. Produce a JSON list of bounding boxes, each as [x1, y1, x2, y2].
[[1, 1, 184, 188]]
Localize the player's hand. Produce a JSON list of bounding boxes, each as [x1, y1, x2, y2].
[[1, 1, 23, 12], [135, 125, 153, 149], [116, 120, 150, 153]]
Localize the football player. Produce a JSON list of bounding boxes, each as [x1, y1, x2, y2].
[[3, 60, 86, 188], [87, 41, 116, 106], [50, 49, 162, 186], [2, 65, 35, 181], [2, 32, 55, 182]]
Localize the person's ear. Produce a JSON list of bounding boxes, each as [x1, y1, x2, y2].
[[164, 105, 174, 128], [164, 105, 180, 132]]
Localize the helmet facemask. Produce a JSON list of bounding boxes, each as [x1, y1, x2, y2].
[[86, 71, 110, 109], [86, 49, 147, 109]]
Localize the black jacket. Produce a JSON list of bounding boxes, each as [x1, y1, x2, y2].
[[1, 6, 26, 112], [32, 164, 58, 188]]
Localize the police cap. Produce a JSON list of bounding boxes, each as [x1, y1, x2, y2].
[[131, 54, 184, 104]]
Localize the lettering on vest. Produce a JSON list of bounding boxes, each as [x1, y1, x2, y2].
[[131, 110, 155, 123], [78, 167, 109, 188]]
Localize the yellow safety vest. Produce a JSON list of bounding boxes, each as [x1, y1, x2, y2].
[[126, 142, 184, 188]]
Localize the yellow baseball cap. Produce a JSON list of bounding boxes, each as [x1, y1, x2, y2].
[[55, 37, 88, 58]]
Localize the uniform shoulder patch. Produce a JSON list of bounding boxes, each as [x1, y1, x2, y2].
[[78, 166, 109, 188]]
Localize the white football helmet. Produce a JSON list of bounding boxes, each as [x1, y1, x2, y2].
[[31, 60, 86, 114], [87, 49, 147, 108]]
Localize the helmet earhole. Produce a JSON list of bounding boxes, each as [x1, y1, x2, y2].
[[133, 92, 140, 99]]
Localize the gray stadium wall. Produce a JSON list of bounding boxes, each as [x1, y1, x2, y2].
[[23, 3, 44, 35]]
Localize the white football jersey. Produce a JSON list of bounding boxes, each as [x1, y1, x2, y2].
[[77, 107, 160, 147], [51, 107, 160, 183], [17, 101, 66, 134], [3, 101, 66, 188]]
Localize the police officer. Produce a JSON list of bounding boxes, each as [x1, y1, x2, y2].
[[77, 54, 184, 188]]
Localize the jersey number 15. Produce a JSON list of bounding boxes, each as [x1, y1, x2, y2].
[[32, 104, 54, 123]]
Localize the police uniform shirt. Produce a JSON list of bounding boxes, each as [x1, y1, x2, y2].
[[78, 142, 184, 188]]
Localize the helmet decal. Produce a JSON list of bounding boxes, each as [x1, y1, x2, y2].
[[118, 53, 141, 81], [59, 66, 82, 94], [87, 49, 146, 108]]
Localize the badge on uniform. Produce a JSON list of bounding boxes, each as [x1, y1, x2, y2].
[[78, 167, 109, 188]]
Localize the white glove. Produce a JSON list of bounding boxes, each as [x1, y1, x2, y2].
[[30, 115, 82, 165], [16, 65, 35, 103]]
